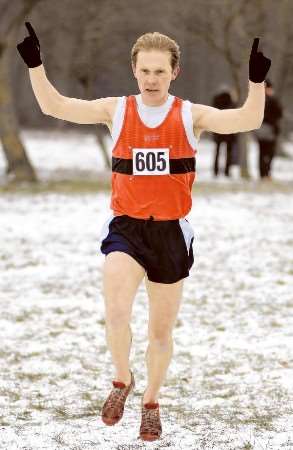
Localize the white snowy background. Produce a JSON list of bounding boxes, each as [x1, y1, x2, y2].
[[0, 129, 293, 450]]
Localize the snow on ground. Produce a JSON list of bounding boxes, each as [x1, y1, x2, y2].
[[0, 130, 293, 449], [0, 129, 293, 184]]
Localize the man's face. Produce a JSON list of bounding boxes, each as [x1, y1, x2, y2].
[[132, 50, 180, 106]]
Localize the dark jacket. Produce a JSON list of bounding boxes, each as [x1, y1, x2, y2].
[[254, 94, 283, 141], [263, 94, 283, 135]]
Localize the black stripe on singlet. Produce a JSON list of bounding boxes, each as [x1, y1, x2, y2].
[[112, 156, 196, 175]]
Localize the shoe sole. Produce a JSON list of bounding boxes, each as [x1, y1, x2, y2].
[[140, 432, 160, 441]]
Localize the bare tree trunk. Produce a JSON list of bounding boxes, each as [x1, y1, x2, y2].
[[0, 0, 43, 183], [238, 132, 250, 179], [94, 128, 111, 169], [87, 58, 111, 170], [70, 2, 112, 171], [0, 28, 37, 182]]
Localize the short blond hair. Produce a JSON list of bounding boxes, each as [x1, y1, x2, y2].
[[131, 32, 180, 71]]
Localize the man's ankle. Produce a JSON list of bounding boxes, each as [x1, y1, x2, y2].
[[143, 388, 158, 404], [115, 369, 132, 386]]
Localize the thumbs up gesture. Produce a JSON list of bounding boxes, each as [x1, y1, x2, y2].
[[249, 38, 271, 83], [17, 22, 42, 68]]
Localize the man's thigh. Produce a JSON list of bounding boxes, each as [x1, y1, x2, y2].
[[144, 277, 184, 340], [102, 251, 146, 324]]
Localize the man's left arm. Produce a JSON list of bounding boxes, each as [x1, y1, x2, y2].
[[193, 81, 265, 134], [193, 38, 271, 135]]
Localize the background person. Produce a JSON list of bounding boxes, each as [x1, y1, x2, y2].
[[211, 85, 237, 177], [253, 78, 283, 180]]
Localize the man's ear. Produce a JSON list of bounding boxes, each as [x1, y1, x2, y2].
[[172, 66, 180, 80]]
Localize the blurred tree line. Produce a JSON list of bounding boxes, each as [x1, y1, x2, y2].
[[0, 0, 292, 182]]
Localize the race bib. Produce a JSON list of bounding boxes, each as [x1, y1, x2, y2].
[[132, 148, 170, 175]]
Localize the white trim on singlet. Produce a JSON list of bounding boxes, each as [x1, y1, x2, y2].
[[110, 94, 198, 152]]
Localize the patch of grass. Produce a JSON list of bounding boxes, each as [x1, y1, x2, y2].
[[16, 372, 46, 382], [51, 431, 68, 446], [16, 410, 32, 421], [49, 330, 63, 337], [0, 388, 21, 402], [52, 307, 65, 315], [96, 318, 105, 325], [194, 180, 293, 195], [1, 177, 293, 195], [216, 389, 236, 399], [63, 318, 77, 329], [15, 313, 30, 322], [0, 417, 11, 426], [0, 178, 111, 194], [81, 392, 92, 401], [241, 443, 254, 450], [5, 352, 23, 364], [29, 399, 48, 411], [26, 352, 42, 358], [52, 405, 98, 420], [52, 405, 71, 419], [12, 307, 42, 323], [59, 372, 70, 380], [53, 353, 75, 365], [5, 260, 40, 269], [240, 411, 277, 431], [215, 325, 226, 331]]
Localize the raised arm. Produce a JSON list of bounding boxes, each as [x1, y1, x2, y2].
[[193, 80, 265, 134], [192, 38, 271, 135], [29, 64, 113, 124], [28, 64, 62, 115], [17, 22, 112, 124]]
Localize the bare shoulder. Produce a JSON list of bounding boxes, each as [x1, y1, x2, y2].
[[191, 103, 217, 140], [103, 97, 119, 122], [103, 97, 123, 133]]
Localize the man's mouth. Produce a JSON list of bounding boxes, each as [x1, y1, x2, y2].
[[146, 89, 159, 92]]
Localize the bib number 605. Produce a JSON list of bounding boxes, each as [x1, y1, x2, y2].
[[132, 148, 170, 175]]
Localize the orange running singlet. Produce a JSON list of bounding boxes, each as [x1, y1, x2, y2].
[[110, 95, 197, 220]]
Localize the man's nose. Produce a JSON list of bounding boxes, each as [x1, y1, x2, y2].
[[146, 74, 157, 84]]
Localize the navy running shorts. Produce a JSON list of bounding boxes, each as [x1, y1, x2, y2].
[[98, 213, 195, 284]]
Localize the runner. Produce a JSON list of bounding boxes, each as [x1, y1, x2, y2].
[[17, 23, 271, 441]]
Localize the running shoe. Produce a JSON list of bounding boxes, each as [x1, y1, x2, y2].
[[101, 368, 135, 425], [139, 393, 162, 441]]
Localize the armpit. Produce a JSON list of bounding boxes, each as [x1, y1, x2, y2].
[[193, 126, 203, 141]]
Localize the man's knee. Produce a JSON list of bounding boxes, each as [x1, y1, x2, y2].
[[148, 333, 173, 349], [148, 322, 175, 345], [106, 317, 131, 332], [106, 308, 131, 327]]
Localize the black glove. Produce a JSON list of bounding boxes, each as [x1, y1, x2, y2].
[[249, 37, 271, 83], [17, 22, 42, 68]]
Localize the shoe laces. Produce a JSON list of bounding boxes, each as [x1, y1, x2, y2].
[[142, 403, 161, 431], [106, 380, 131, 410]]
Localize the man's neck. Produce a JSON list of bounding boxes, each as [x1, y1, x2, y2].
[[138, 93, 170, 107]]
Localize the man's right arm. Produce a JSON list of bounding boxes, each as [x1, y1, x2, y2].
[[29, 64, 112, 124]]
